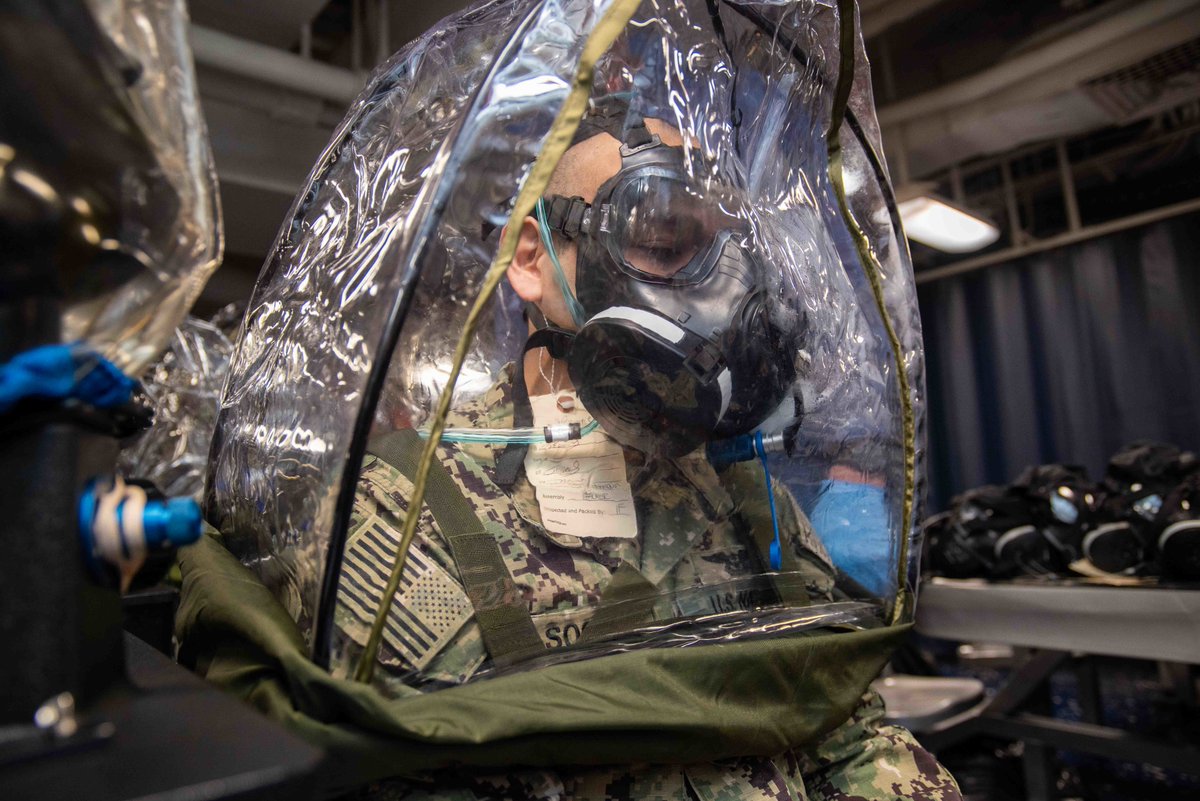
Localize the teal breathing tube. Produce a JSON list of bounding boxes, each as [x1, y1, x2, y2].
[[422, 201, 592, 448], [422, 418, 600, 445], [535, 197, 587, 328]]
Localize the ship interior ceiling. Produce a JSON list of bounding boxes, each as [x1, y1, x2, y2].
[[190, 0, 1200, 315]]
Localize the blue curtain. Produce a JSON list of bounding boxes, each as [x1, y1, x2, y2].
[[917, 212, 1200, 512]]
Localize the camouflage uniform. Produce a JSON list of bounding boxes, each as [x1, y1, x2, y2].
[[346, 689, 959, 801], [332, 367, 960, 799]]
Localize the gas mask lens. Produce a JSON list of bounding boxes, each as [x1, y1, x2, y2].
[[606, 174, 746, 281]]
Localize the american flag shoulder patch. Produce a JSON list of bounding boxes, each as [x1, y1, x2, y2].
[[338, 517, 475, 671]]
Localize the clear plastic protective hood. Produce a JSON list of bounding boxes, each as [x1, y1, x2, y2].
[[207, 0, 926, 696], [0, 0, 222, 374]]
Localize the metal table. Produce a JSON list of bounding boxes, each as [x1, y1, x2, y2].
[[915, 578, 1200, 800], [0, 634, 325, 801], [917, 578, 1200, 663]]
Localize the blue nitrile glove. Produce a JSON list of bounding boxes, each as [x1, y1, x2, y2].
[[808, 478, 895, 597], [0, 344, 135, 414]]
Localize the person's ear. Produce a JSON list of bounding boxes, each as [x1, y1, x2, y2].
[[506, 216, 544, 303]]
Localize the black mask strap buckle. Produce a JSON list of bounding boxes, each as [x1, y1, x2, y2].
[[542, 195, 592, 239]]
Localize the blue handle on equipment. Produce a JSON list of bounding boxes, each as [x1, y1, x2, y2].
[[708, 432, 784, 570], [706, 434, 759, 471], [142, 497, 203, 548], [79, 478, 203, 582]]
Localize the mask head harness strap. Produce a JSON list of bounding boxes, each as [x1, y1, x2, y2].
[[535, 108, 675, 329], [531, 99, 661, 331], [538, 96, 659, 229], [538, 106, 659, 239]]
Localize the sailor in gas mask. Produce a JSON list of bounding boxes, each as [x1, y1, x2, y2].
[[522, 108, 800, 459], [330, 104, 959, 800]]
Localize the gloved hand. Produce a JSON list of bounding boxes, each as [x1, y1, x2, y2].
[[808, 478, 895, 597], [0, 344, 134, 414]]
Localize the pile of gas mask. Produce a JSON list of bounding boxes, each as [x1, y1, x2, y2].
[[925, 484, 1049, 580], [1094, 442, 1200, 579], [925, 442, 1200, 581]]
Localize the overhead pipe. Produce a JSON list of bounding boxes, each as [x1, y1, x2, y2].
[[189, 24, 364, 107], [351, 0, 364, 73], [1000, 159, 1021, 247], [928, 118, 1200, 220], [300, 23, 313, 60], [1056, 140, 1082, 233], [377, 0, 391, 65], [878, 0, 1200, 127]]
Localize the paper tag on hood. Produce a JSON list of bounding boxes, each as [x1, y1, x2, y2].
[[524, 391, 637, 539]]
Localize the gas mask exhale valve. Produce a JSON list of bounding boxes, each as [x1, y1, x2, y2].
[[537, 120, 801, 458]]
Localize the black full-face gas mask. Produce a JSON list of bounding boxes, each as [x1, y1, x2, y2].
[[536, 118, 802, 458]]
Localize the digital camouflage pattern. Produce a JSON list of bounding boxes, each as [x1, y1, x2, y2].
[[330, 368, 960, 798], [330, 366, 839, 692], [344, 690, 960, 800]]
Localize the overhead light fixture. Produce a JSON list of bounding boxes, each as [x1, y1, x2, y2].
[[892, 182, 1003, 251], [895, 190, 1000, 253]]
